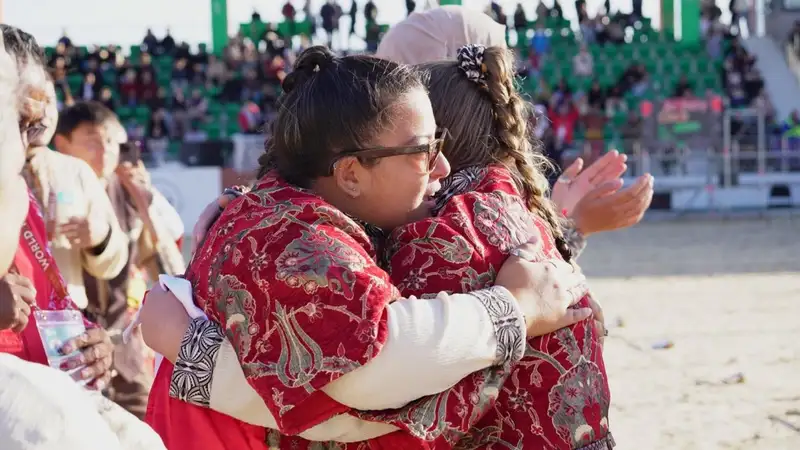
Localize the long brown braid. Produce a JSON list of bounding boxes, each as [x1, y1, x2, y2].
[[421, 45, 571, 261]]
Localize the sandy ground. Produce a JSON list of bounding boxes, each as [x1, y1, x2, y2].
[[578, 215, 800, 450]]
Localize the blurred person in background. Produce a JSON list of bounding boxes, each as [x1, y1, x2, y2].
[[0, 26, 115, 392], [0, 25, 165, 450], [0, 35, 28, 276], [54, 101, 185, 419]]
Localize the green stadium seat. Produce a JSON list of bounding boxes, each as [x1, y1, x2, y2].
[[116, 106, 133, 120]]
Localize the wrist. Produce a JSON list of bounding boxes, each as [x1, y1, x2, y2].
[[569, 214, 590, 237], [164, 315, 192, 363], [492, 285, 538, 332]]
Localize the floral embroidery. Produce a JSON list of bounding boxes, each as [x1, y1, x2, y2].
[[356, 165, 612, 449], [183, 171, 399, 436]]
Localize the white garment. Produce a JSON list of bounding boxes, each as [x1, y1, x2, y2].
[[0, 354, 166, 450], [573, 53, 594, 76], [124, 275, 204, 373]]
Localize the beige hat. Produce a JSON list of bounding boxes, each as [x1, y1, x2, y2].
[[375, 5, 507, 65]]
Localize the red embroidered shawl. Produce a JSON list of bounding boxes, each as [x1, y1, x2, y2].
[[148, 172, 429, 449], [352, 165, 611, 449]]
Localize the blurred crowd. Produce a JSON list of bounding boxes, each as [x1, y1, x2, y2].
[[41, 0, 796, 174]]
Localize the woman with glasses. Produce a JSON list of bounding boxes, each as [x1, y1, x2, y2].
[[139, 46, 593, 450]]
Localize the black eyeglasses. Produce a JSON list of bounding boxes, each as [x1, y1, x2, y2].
[[330, 128, 449, 175]]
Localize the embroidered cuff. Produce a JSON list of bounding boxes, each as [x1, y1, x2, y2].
[[169, 317, 225, 408], [471, 286, 526, 366], [563, 219, 587, 259]]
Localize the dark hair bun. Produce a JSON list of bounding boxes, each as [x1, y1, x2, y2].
[[282, 46, 336, 93]]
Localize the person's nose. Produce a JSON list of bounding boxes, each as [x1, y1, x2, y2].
[[430, 152, 451, 181]]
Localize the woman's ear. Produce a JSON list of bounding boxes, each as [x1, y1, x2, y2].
[[332, 156, 363, 198]]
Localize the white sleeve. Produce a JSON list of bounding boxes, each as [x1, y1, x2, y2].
[[173, 286, 526, 440], [148, 189, 184, 242], [322, 286, 525, 409]]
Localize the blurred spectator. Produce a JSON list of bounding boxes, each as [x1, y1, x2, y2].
[[573, 44, 594, 78], [580, 17, 597, 44], [118, 69, 138, 106], [138, 71, 158, 105], [549, 99, 581, 152], [238, 101, 262, 135], [406, 0, 416, 16], [582, 106, 607, 158], [586, 80, 605, 111], [672, 75, 694, 98], [320, 1, 338, 48], [365, 0, 378, 23], [186, 88, 209, 124], [531, 23, 550, 56], [99, 86, 116, 111], [605, 86, 627, 116], [142, 29, 158, 54], [620, 110, 644, 156], [79, 72, 101, 101], [349, 1, 358, 36], [282, 1, 297, 36], [513, 4, 528, 43]]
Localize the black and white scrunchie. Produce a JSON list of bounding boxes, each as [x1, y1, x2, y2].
[[457, 44, 488, 88]]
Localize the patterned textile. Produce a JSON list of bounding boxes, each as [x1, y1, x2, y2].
[[148, 172, 456, 449], [352, 165, 612, 449], [457, 44, 488, 88]]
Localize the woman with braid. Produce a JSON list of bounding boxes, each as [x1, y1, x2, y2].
[[140, 46, 613, 450], [359, 45, 615, 449], [140, 46, 593, 450]]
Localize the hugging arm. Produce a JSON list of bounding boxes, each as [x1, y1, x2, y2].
[[166, 221, 527, 441]]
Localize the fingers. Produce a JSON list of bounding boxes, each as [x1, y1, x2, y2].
[[554, 307, 593, 331], [586, 295, 605, 326], [608, 174, 654, 223], [69, 352, 112, 386], [584, 179, 624, 201], [87, 367, 113, 391], [595, 319, 607, 347], [6, 274, 36, 304], [561, 157, 584, 179], [581, 150, 621, 185], [10, 305, 30, 333], [61, 327, 106, 355]]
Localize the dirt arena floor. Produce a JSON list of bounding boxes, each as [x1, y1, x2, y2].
[[578, 214, 800, 450]]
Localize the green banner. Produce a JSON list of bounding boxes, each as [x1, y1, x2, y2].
[[661, 0, 674, 37], [680, 0, 701, 44], [438, 0, 463, 5], [211, 0, 228, 56]]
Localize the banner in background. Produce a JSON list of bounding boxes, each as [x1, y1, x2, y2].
[[210, 0, 228, 56], [643, 96, 723, 150], [149, 164, 222, 229], [231, 133, 265, 173]]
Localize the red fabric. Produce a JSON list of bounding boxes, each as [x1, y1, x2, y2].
[[147, 167, 610, 449], [356, 166, 611, 449], [0, 191, 95, 364], [146, 172, 403, 449]]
